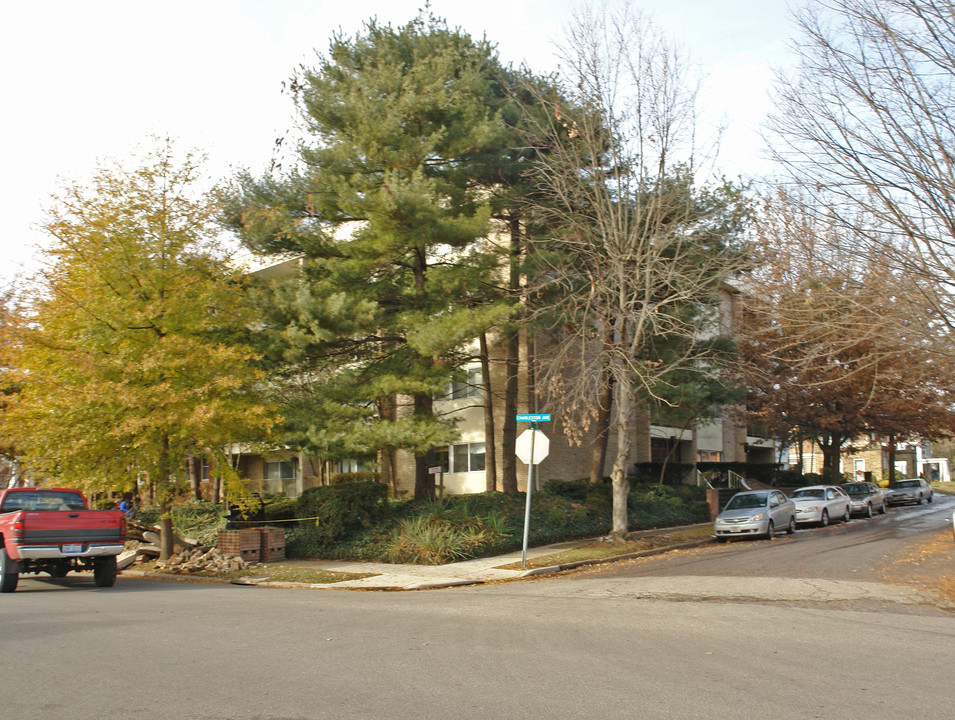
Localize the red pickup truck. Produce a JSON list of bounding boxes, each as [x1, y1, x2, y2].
[[0, 487, 127, 593]]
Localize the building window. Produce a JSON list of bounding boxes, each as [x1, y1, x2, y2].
[[265, 460, 298, 480], [437, 443, 486, 473], [447, 368, 483, 400], [200, 458, 210, 481], [335, 458, 376, 474], [698, 451, 723, 462]]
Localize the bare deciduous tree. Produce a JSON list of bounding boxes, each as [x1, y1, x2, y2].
[[521, 5, 749, 535], [767, 0, 955, 355], [739, 190, 955, 482]]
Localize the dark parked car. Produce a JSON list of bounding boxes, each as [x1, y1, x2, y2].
[[841, 482, 888, 517], [885, 478, 934, 506]]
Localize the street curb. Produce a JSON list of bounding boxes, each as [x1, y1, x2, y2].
[[120, 569, 234, 584], [519, 537, 714, 576]]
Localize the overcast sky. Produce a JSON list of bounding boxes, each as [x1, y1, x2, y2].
[[1, 0, 801, 284]]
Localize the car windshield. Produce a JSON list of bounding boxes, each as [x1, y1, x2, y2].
[[791, 488, 824, 499], [893, 480, 919, 488], [1, 491, 86, 512], [725, 493, 767, 510], [843, 485, 868, 495]]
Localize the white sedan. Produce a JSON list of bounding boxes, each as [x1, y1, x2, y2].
[[790, 485, 851, 527]]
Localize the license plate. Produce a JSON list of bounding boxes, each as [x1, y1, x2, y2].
[[62, 543, 82, 554]]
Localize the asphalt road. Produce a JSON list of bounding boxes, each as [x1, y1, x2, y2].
[[572, 494, 955, 584], [2, 497, 953, 720]]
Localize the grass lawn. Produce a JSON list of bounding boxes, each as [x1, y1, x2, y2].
[[497, 526, 714, 570]]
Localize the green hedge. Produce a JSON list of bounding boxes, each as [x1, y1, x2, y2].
[[290, 481, 389, 550], [284, 481, 710, 564]]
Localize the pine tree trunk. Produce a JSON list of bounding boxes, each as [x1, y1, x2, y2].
[[413, 393, 436, 500], [501, 215, 522, 494], [480, 333, 497, 492], [378, 396, 398, 496], [501, 329, 519, 493]]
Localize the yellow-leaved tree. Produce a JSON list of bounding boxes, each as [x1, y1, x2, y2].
[[4, 140, 277, 559]]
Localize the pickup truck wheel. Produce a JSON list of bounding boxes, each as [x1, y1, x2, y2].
[[93, 556, 117, 588], [0, 548, 19, 593]]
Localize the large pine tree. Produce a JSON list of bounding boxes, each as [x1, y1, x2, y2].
[[228, 14, 526, 498]]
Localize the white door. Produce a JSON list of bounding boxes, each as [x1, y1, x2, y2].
[[853, 458, 865, 480]]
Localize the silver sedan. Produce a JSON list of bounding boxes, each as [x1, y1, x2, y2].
[[885, 478, 934, 505], [840, 482, 888, 517], [790, 485, 851, 527], [714, 490, 796, 541]]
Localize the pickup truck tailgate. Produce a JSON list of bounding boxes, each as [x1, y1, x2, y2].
[[10, 510, 126, 559]]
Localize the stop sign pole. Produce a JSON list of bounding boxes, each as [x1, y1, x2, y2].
[[515, 414, 551, 568]]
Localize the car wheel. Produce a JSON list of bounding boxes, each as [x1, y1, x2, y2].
[[766, 520, 774, 539], [928, 492, 933, 504], [879, 501, 887, 515], [917, 494, 924, 505], [843, 506, 851, 523], [787, 516, 796, 534], [93, 556, 117, 588], [864, 503, 873, 518], [820, 509, 829, 527], [0, 547, 19, 594]]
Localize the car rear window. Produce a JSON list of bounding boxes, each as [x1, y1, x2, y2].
[[1, 491, 86, 512], [791, 489, 824, 499]]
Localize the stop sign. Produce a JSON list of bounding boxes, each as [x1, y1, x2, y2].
[[515, 428, 549, 464]]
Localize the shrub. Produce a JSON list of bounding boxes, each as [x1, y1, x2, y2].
[[542, 478, 614, 508], [330, 471, 381, 484], [263, 494, 297, 522], [294, 481, 389, 546], [627, 484, 708, 529], [542, 478, 591, 501]]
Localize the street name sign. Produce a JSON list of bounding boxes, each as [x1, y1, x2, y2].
[[515, 413, 551, 422]]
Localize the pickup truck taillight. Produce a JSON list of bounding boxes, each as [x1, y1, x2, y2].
[[119, 516, 127, 538], [13, 520, 23, 537]]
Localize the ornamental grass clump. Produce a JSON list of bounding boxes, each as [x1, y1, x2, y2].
[[384, 499, 508, 564]]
